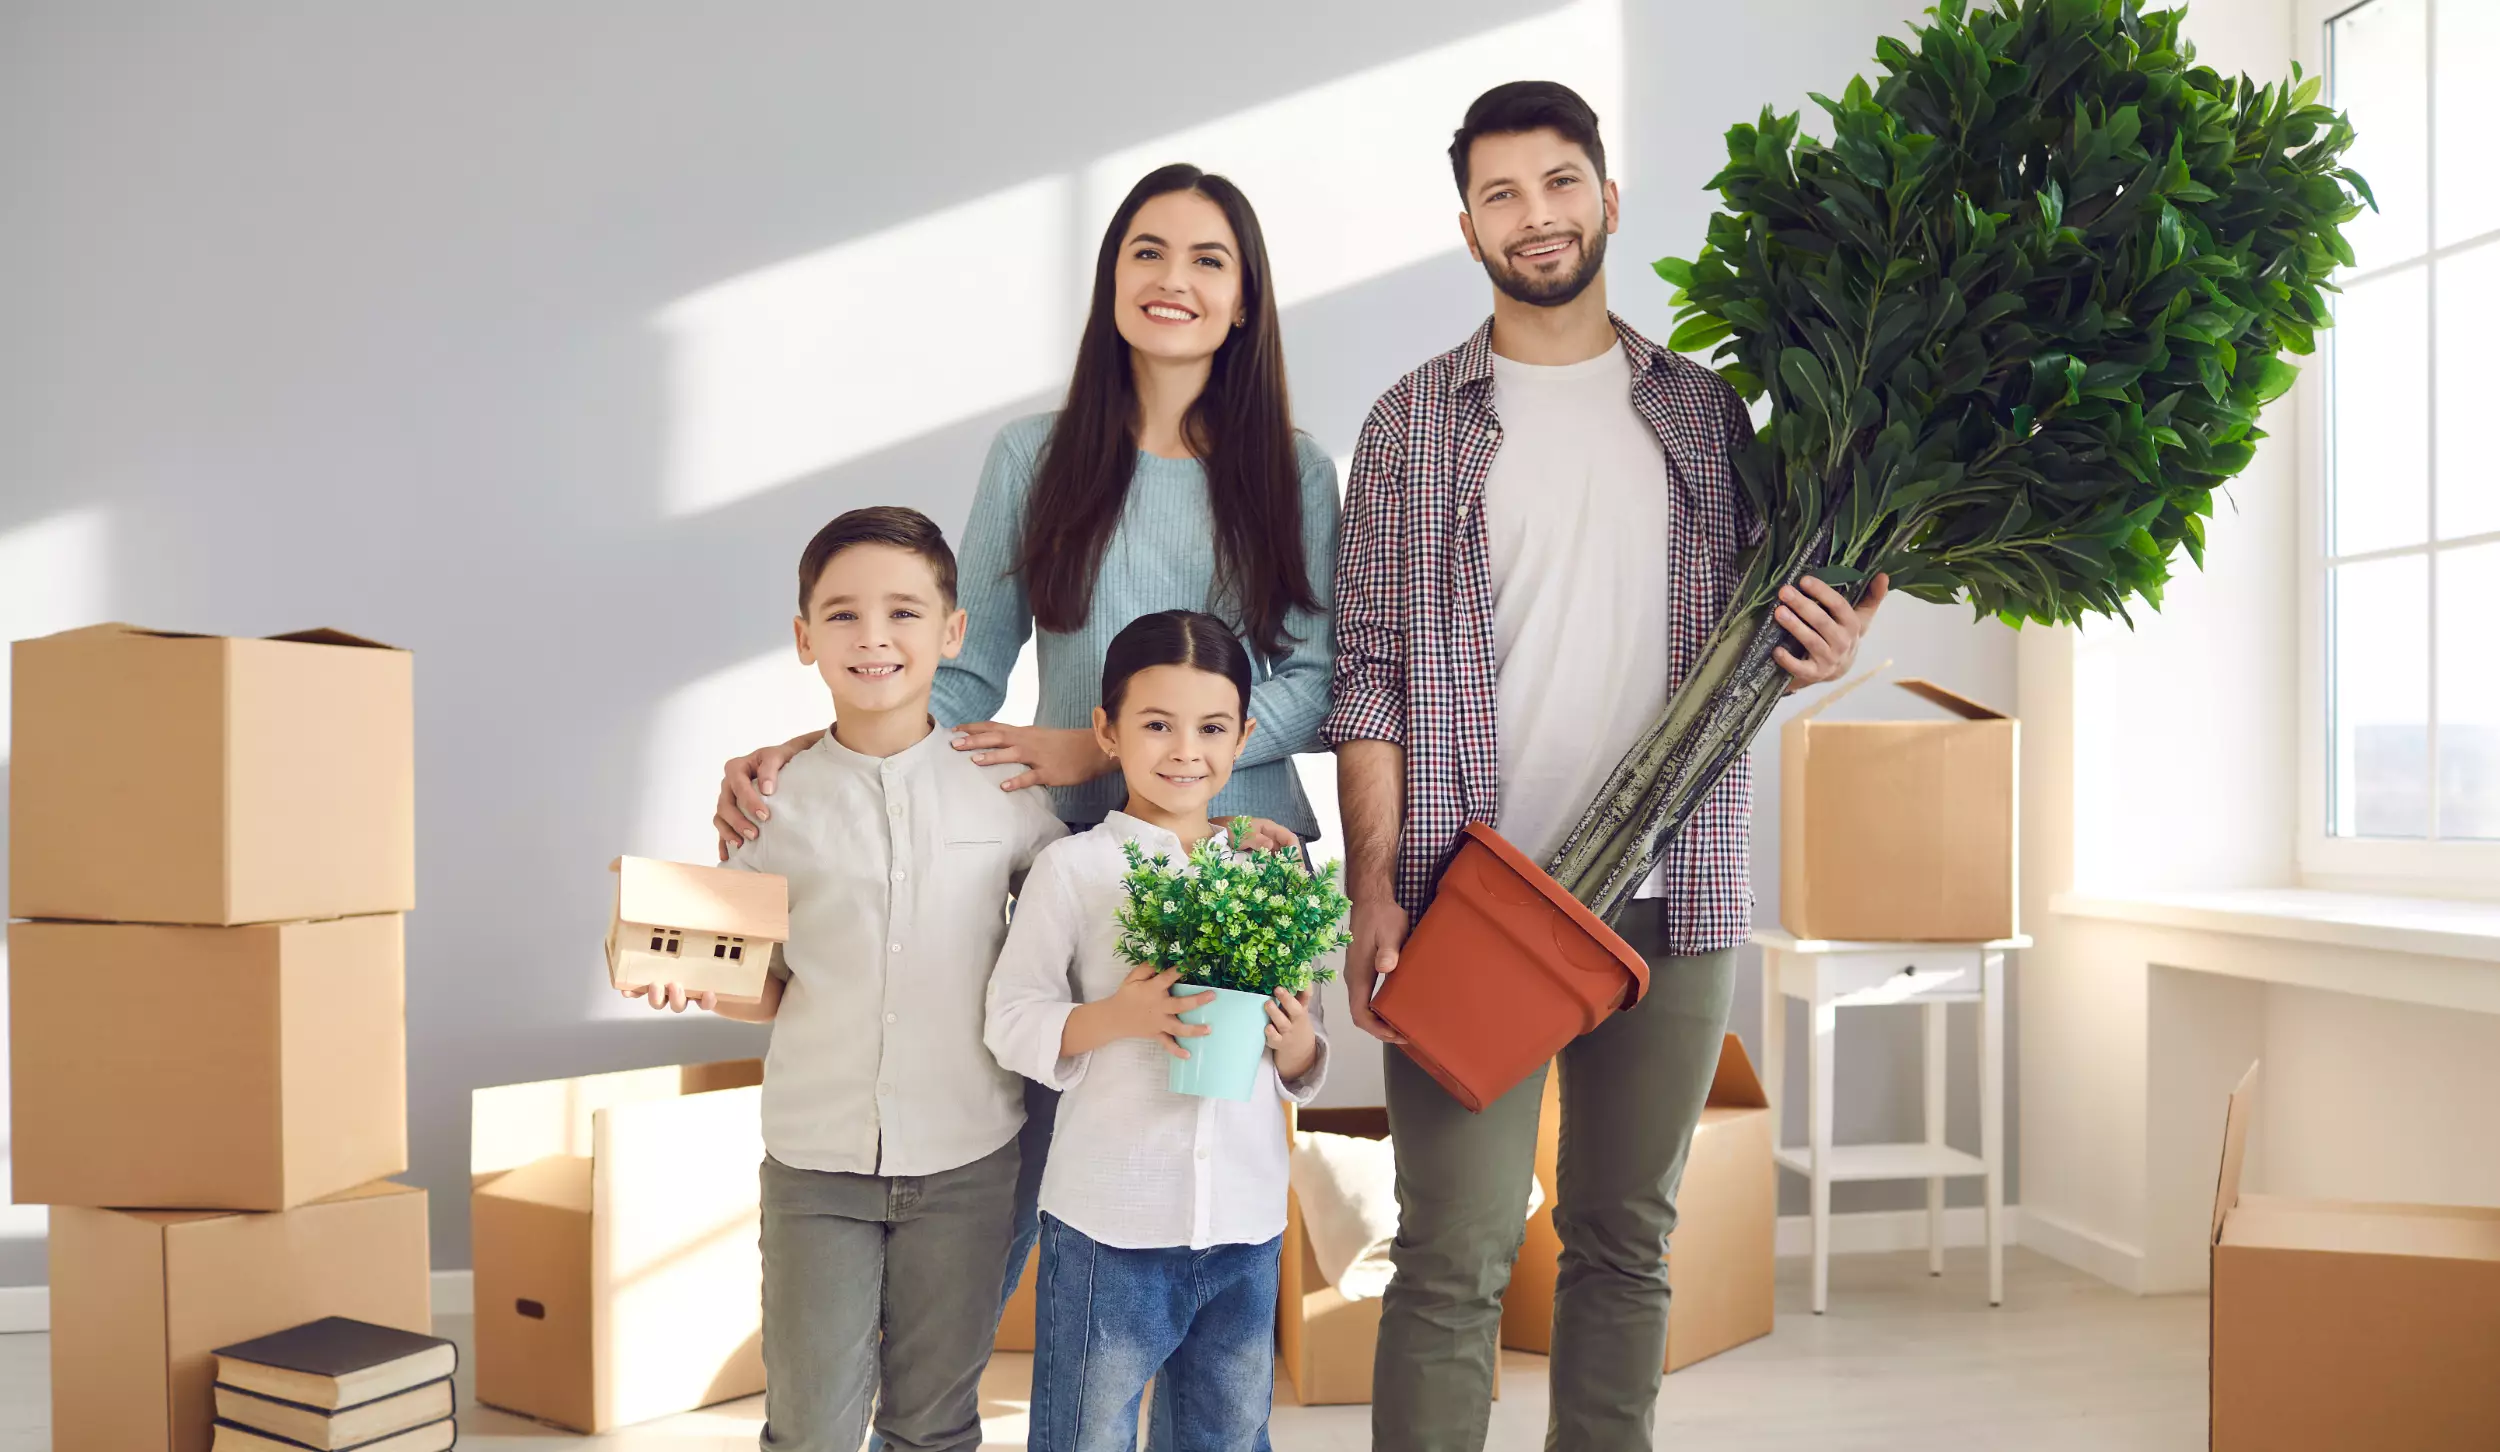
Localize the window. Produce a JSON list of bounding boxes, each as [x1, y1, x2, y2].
[[2310, 0, 2500, 872]]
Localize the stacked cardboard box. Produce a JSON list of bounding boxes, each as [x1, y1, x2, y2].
[[8, 624, 433, 1452]]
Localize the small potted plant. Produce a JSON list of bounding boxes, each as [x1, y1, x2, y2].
[[1114, 821, 1351, 1102]]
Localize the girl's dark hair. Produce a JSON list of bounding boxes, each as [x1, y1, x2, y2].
[[1015, 163, 1319, 661], [1101, 610, 1253, 721]]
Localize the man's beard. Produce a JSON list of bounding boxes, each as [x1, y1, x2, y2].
[[1481, 226, 1607, 307]]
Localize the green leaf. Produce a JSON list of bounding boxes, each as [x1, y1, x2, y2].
[[2252, 356, 2299, 403]]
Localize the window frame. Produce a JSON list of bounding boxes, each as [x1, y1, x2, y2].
[[2295, 0, 2500, 896]]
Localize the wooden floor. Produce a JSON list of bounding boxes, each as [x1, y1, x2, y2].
[[0, 1248, 2209, 1450]]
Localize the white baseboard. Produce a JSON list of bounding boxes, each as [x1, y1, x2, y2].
[[432, 1269, 474, 1318], [1774, 1205, 2020, 1259], [0, 1285, 48, 1335], [2017, 1206, 2145, 1293]]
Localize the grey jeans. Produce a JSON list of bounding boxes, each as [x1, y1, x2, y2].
[[758, 1137, 1021, 1452], [1370, 903, 1738, 1452]]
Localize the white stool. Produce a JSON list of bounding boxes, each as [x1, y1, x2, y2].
[[1753, 928, 2026, 1313]]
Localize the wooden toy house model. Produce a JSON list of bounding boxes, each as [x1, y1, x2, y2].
[[606, 856, 790, 1003]]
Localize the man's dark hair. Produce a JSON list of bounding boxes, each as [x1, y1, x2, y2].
[[797, 506, 958, 614], [1449, 80, 1607, 202]]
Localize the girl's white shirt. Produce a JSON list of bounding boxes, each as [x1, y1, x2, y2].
[[985, 811, 1330, 1249]]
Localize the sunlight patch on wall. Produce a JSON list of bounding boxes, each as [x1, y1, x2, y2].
[[1082, 0, 1625, 312], [631, 647, 835, 867], [655, 178, 1076, 519]]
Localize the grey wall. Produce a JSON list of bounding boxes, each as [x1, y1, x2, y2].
[[0, 0, 2012, 1282]]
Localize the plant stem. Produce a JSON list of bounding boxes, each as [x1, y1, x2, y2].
[[1546, 511, 1841, 922]]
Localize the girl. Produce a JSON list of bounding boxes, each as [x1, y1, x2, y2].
[[985, 611, 1329, 1452]]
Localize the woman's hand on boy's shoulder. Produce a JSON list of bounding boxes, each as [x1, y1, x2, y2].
[[715, 732, 821, 859]]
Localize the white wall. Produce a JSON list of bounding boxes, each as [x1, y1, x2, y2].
[[2016, 0, 2500, 1297], [0, 0, 2017, 1281]]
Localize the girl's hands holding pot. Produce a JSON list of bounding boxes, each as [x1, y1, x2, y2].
[[1063, 965, 1215, 1059], [1264, 988, 1318, 1081]]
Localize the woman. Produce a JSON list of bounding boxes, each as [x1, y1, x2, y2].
[[714, 163, 1336, 861], [713, 163, 1338, 1446]]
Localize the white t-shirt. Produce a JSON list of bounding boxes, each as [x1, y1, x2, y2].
[[1484, 342, 1674, 892]]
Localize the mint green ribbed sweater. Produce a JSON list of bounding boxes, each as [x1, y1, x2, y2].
[[931, 412, 1340, 839]]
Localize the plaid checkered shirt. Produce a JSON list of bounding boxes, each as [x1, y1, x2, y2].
[[1322, 314, 1761, 955]]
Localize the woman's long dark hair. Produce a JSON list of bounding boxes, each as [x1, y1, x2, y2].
[[1015, 163, 1319, 661]]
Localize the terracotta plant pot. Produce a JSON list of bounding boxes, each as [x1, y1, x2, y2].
[[1370, 823, 1650, 1112]]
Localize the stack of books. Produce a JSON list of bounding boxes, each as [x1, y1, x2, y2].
[[211, 1318, 458, 1452]]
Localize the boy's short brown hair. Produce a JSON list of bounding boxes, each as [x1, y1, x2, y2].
[[797, 506, 958, 613]]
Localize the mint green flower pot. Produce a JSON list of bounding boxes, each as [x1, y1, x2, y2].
[[1167, 983, 1269, 1102]]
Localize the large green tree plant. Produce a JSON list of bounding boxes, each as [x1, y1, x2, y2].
[[1548, 0, 2370, 919]]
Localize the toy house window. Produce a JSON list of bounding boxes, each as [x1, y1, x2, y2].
[[714, 942, 728, 958], [664, 933, 682, 955], [730, 945, 744, 961], [649, 934, 664, 951]]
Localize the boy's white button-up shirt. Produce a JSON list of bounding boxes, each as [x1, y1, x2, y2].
[[728, 724, 1064, 1178], [984, 812, 1330, 1249]]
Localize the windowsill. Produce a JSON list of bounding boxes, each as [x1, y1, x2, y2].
[[2051, 887, 2500, 964]]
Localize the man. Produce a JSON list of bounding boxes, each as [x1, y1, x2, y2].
[[1325, 81, 1887, 1451]]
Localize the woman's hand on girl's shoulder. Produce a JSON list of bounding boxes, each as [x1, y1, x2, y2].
[[1215, 816, 1300, 853], [951, 722, 1114, 792]]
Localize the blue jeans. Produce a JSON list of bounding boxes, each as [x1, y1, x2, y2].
[[1028, 1214, 1281, 1452]]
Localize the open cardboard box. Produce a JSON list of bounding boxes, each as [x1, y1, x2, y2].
[[470, 1059, 767, 1433], [1780, 671, 2017, 942], [9, 624, 413, 926], [1502, 1032, 1774, 1372], [1276, 1104, 1501, 1407], [48, 1181, 430, 1452], [2209, 1063, 2500, 1450], [9, 914, 407, 1211]]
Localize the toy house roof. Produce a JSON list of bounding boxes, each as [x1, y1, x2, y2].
[[610, 856, 789, 943]]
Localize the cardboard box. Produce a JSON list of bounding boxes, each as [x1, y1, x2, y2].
[[470, 1059, 767, 1433], [605, 856, 789, 1003], [1780, 675, 2018, 942], [1502, 1033, 1774, 1372], [1274, 1106, 1499, 1406], [9, 623, 414, 925], [2209, 1063, 2500, 1451], [9, 914, 407, 1211], [997, 1244, 1040, 1352], [48, 1181, 431, 1452]]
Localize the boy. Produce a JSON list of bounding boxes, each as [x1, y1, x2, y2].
[[633, 505, 1064, 1452]]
